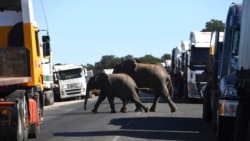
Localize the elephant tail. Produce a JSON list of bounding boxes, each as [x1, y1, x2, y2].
[[167, 77, 174, 98], [136, 87, 154, 94], [84, 90, 90, 111]]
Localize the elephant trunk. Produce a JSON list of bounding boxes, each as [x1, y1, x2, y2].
[[84, 89, 90, 111]]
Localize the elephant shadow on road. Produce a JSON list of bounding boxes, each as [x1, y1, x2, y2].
[[53, 116, 216, 141]]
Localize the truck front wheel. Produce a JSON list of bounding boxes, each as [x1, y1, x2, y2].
[[202, 87, 212, 122], [217, 116, 235, 141]]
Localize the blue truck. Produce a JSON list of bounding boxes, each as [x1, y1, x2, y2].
[[202, 2, 242, 141]]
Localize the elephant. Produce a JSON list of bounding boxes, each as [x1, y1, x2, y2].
[[84, 72, 150, 113], [113, 58, 178, 113]]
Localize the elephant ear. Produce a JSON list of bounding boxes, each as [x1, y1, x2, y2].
[[113, 64, 122, 73], [95, 72, 109, 85], [121, 59, 136, 74]]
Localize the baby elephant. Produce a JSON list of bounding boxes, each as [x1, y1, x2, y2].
[[84, 72, 149, 113]]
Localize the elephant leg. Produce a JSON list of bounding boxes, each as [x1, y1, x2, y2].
[[120, 99, 128, 113], [131, 97, 149, 113], [134, 103, 142, 112], [150, 95, 161, 112], [107, 96, 116, 113], [162, 91, 178, 113], [92, 94, 106, 113], [164, 95, 178, 113]]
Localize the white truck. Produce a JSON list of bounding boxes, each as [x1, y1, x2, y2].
[[42, 48, 55, 106], [186, 31, 211, 100], [53, 64, 87, 101]]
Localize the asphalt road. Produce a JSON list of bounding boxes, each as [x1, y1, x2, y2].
[[30, 94, 216, 141]]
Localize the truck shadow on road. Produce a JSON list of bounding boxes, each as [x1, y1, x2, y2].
[[53, 116, 216, 141]]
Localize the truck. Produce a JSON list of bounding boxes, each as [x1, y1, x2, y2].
[[171, 41, 189, 99], [234, 0, 250, 140], [42, 44, 55, 106], [53, 64, 87, 101], [202, 31, 224, 130], [186, 31, 211, 100], [0, 0, 51, 140], [202, 3, 242, 141]]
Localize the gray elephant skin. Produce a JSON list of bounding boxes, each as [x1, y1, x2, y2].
[[113, 59, 177, 113], [84, 72, 150, 113]]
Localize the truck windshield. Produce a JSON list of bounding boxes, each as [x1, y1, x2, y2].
[[189, 46, 209, 70], [59, 68, 82, 80]]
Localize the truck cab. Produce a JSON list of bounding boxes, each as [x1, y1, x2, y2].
[[53, 64, 87, 101], [186, 31, 211, 100]]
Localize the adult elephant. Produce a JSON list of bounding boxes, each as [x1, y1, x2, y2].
[[84, 72, 149, 113], [113, 59, 177, 113]]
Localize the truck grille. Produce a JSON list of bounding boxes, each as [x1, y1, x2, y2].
[[65, 88, 82, 95]]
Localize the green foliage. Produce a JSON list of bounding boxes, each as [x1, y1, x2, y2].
[[201, 19, 225, 32], [137, 54, 161, 63], [161, 53, 171, 61], [94, 55, 122, 70]]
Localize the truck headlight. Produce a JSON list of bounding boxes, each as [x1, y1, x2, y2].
[[63, 85, 68, 89], [219, 100, 238, 117], [222, 85, 237, 98], [77, 82, 82, 87]]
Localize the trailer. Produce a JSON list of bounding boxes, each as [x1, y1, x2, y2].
[[0, 0, 51, 140]]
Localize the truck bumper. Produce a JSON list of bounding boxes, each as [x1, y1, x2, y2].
[[188, 82, 206, 99], [219, 100, 238, 117], [60, 88, 86, 99]]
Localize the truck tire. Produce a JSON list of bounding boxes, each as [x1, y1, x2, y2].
[[28, 95, 41, 139], [217, 116, 234, 141], [22, 99, 29, 141], [45, 90, 54, 106], [202, 88, 212, 122], [16, 101, 24, 141], [234, 102, 249, 141], [3, 90, 27, 141]]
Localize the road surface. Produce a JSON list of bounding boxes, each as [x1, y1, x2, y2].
[[30, 94, 216, 141]]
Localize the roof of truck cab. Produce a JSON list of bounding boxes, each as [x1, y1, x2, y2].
[[189, 31, 211, 48]]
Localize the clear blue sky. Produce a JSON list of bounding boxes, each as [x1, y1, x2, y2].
[[33, 0, 242, 65]]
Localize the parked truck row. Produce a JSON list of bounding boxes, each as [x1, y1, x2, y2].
[[171, 31, 211, 101], [171, 2, 250, 141]]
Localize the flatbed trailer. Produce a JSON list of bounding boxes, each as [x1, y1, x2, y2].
[[0, 77, 31, 86]]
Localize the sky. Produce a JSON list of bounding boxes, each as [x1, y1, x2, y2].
[[32, 0, 242, 65]]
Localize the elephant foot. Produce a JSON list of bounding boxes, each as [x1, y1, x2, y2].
[[120, 107, 127, 113], [144, 107, 150, 113], [134, 108, 142, 112], [92, 109, 97, 113], [149, 107, 156, 112], [170, 105, 178, 113], [110, 110, 117, 113]]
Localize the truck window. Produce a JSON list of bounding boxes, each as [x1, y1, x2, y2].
[[189, 46, 209, 70], [59, 68, 83, 80], [231, 29, 240, 56]]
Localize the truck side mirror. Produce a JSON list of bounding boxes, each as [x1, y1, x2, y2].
[[43, 42, 51, 57], [42, 35, 50, 43]]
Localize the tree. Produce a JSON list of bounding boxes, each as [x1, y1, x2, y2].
[[201, 19, 225, 32], [161, 53, 171, 61], [137, 54, 161, 63], [95, 55, 122, 70]]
